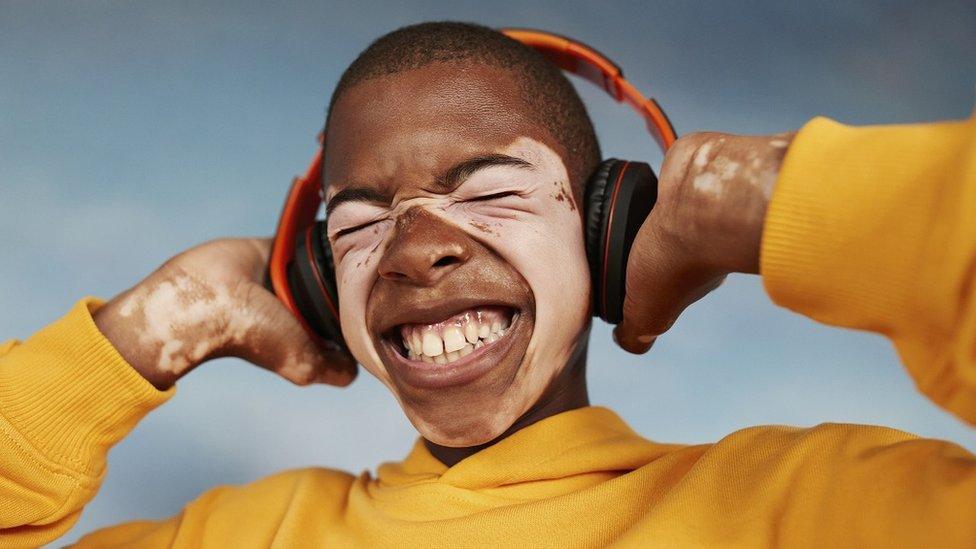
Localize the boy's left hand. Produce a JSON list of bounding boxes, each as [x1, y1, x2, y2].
[[613, 130, 795, 354]]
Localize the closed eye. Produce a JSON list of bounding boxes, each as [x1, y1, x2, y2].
[[334, 219, 380, 238], [466, 190, 520, 203]]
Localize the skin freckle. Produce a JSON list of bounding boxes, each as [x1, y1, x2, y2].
[[548, 180, 576, 211], [469, 220, 499, 236]]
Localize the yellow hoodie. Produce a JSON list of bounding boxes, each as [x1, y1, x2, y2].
[[1, 115, 975, 548]]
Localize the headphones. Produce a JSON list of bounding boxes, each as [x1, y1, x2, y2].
[[269, 28, 677, 351]]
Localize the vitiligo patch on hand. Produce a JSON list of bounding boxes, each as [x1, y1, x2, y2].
[[116, 273, 237, 374], [691, 136, 787, 202], [693, 172, 723, 198], [693, 140, 715, 169]]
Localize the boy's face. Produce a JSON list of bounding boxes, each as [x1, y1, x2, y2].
[[323, 62, 591, 447]]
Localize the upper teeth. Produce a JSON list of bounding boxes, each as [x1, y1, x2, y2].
[[400, 308, 513, 365]]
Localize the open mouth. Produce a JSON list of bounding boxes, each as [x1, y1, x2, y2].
[[386, 306, 518, 365]]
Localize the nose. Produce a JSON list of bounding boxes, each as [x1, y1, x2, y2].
[[377, 207, 471, 286]]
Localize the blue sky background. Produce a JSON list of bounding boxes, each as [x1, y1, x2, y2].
[[1, 1, 974, 545]]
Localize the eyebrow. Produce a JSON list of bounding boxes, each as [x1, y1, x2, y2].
[[434, 153, 534, 191], [325, 187, 391, 216], [325, 153, 534, 215]]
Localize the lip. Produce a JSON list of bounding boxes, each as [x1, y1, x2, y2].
[[379, 311, 524, 390]]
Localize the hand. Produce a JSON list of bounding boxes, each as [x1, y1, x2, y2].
[[94, 237, 357, 389], [613, 131, 795, 353]]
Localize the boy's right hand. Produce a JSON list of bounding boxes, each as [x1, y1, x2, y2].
[[93, 237, 357, 390]]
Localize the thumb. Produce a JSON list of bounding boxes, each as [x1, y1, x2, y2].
[[612, 222, 725, 355], [612, 224, 681, 354]]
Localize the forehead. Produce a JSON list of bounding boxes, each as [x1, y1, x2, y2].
[[323, 62, 557, 198]]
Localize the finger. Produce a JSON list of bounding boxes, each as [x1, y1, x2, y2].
[[613, 330, 656, 354], [230, 282, 358, 387], [248, 236, 274, 289], [613, 220, 725, 355]]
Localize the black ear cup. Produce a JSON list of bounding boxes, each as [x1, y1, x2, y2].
[[288, 220, 345, 346], [584, 158, 658, 324]]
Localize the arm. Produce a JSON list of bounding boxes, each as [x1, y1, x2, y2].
[[0, 238, 356, 547], [613, 116, 976, 544], [615, 113, 976, 425]]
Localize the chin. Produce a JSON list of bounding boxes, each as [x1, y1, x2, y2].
[[370, 300, 539, 447], [408, 399, 528, 447]]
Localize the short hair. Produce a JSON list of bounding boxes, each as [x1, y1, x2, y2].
[[325, 21, 601, 197]]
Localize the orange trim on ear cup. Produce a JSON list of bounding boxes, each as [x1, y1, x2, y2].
[[269, 148, 327, 342]]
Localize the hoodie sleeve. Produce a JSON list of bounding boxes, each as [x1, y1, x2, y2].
[[761, 114, 976, 425], [0, 297, 173, 548]]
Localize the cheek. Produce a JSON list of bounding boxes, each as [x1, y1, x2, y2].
[[333, 236, 390, 382], [331, 220, 392, 266], [505, 213, 590, 324], [448, 195, 591, 333]]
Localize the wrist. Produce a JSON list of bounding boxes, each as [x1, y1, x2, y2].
[[669, 131, 795, 276], [93, 267, 227, 390]]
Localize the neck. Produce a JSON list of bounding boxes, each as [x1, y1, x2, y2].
[[425, 342, 590, 467]]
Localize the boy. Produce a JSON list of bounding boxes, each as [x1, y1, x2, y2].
[[2, 22, 974, 547]]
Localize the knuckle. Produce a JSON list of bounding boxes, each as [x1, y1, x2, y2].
[[620, 299, 673, 337], [621, 291, 644, 314], [290, 372, 315, 387], [321, 368, 355, 388], [644, 316, 676, 336]]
